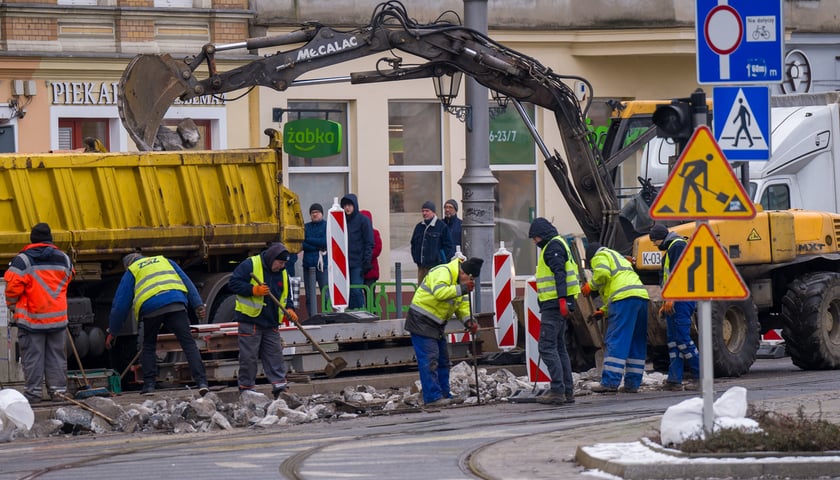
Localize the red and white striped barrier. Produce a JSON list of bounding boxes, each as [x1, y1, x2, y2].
[[448, 331, 472, 344], [761, 329, 784, 344], [492, 242, 517, 350], [524, 277, 550, 387], [327, 197, 349, 312]]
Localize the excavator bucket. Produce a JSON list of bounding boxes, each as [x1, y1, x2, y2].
[[118, 54, 191, 151]]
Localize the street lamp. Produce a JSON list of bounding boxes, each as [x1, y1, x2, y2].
[[433, 71, 472, 130], [489, 89, 509, 119]]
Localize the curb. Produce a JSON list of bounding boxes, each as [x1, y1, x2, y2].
[[575, 439, 840, 480]]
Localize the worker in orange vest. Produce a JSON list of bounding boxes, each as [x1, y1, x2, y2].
[[4, 223, 74, 404]]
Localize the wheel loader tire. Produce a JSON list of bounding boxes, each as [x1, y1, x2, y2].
[[211, 294, 236, 324], [711, 299, 760, 377], [780, 272, 840, 370]]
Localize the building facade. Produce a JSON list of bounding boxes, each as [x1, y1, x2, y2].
[[1, 0, 837, 281]]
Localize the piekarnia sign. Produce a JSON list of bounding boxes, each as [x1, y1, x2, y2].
[[283, 118, 342, 158]]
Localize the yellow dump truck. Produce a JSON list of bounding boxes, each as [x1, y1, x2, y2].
[[0, 144, 304, 367]]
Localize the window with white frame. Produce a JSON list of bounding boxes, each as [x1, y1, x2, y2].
[[388, 101, 443, 281], [489, 103, 537, 277], [286, 101, 350, 239]]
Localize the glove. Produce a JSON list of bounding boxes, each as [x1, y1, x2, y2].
[[558, 297, 569, 317], [459, 278, 475, 294], [592, 308, 606, 320], [464, 318, 479, 335], [252, 284, 270, 297], [659, 301, 675, 316], [581, 282, 592, 297], [105, 332, 116, 350], [285, 308, 299, 323], [195, 304, 207, 321]]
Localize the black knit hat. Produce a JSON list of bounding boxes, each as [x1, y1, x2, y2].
[[309, 203, 324, 214], [30, 223, 53, 243], [445, 199, 458, 212], [461, 257, 483, 277], [649, 224, 669, 241], [422, 200, 436, 213]]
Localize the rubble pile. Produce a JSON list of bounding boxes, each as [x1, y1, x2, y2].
[[3, 362, 672, 441]]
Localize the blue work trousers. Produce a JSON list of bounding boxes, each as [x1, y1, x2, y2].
[[348, 266, 365, 309], [601, 297, 649, 389], [666, 301, 700, 383], [411, 333, 451, 404], [537, 304, 574, 395]]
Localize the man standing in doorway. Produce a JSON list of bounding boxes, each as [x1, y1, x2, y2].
[[443, 199, 463, 248], [302, 203, 328, 315], [340, 194, 374, 310], [410, 201, 454, 283]]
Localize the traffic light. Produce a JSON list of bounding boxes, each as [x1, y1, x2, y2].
[[652, 99, 693, 141]]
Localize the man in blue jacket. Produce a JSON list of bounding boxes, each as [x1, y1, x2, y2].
[[302, 203, 328, 314], [228, 242, 295, 398], [107, 253, 208, 396], [340, 194, 374, 310], [410, 200, 454, 283], [443, 199, 463, 248]]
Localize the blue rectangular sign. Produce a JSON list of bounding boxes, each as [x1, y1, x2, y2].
[[713, 86, 771, 161], [696, 0, 783, 84]]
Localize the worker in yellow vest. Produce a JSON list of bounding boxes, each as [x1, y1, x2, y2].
[[405, 256, 482, 407], [649, 224, 699, 391], [228, 242, 295, 399], [581, 242, 649, 393], [107, 253, 208, 396], [528, 217, 579, 405]]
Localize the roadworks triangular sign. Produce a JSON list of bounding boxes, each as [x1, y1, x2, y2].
[[649, 126, 756, 220], [662, 223, 749, 300]]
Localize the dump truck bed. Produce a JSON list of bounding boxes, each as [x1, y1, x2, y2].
[[0, 148, 303, 272]]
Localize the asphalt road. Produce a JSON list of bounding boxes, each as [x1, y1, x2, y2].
[[2, 357, 838, 480]]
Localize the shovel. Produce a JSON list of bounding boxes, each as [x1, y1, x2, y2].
[[251, 273, 348, 378]]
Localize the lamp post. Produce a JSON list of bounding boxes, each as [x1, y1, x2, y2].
[[433, 71, 472, 131]]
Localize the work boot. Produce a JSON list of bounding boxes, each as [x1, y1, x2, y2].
[[684, 380, 700, 391], [425, 397, 451, 407], [591, 383, 619, 393], [23, 391, 42, 404], [564, 393, 576, 404], [141, 384, 155, 396], [536, 391, 568, 405], [272, 385, 287, 400], [619, 385, 639, 393], [198, 384, 209, 397], [662, 381, 684, 392]]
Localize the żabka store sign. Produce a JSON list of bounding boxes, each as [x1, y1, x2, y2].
[[283, 118, 342, 158]]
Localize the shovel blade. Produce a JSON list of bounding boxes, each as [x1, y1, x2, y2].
[[324, 357, 348, 378], [118, 54, 192, 150]]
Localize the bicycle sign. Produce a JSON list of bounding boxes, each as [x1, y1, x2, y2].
[[696, 0, 783, 85]]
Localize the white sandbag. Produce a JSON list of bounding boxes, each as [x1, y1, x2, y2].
[[713, 385, 747, 419], [0, 389, 35, 431], [660, 396, 703, 446]]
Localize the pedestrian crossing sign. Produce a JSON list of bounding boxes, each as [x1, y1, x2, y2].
[[649, 126, 757, 220], [713, 86, 771, 161], [662, 223, 749, 300]]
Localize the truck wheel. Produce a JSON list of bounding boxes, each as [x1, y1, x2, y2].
[[211, 294, 236, 324], [711, 299, 760, 377], [780, 272, 840, 370]]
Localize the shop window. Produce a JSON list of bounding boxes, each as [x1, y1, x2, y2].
[[490, 104, 537, 277], [388, 101, 443, 279], [286, 101, 350, 225], [58, 118, 109, 151]]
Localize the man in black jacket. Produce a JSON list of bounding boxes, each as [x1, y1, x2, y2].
[[410, 200, 454, 283]]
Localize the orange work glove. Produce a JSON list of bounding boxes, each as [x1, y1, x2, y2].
[[464, 318, 479, 335], [558, 298, 569, 317], [592, 308, 606, 320], [285, 308, 299, 323], [252, 284, 270, 297], [581, 282, 592, 297], [659, 301, 675, 316]]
